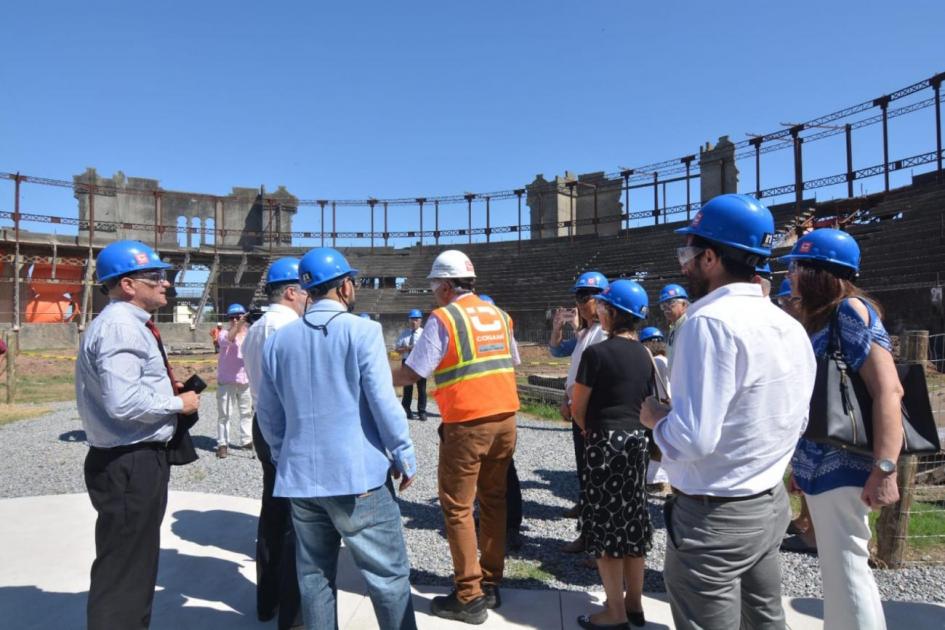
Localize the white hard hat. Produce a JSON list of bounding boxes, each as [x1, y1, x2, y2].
[[428, 249, 476, 279]]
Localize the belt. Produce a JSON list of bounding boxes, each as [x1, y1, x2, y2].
[[672, 486, 775, 505], [90, 441, 168, 455]]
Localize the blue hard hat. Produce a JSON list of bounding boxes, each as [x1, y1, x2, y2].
[[776, 278, 792, 298], [478, 295, 495, 304], [298, 247, 359, 290], [408, 309, 423, 318], [780, 228, 860, 274], [639, 326, 664, 342], [95, 240, 172, 283], [226, 303, 247, 317], [597, 279, 648, 319], [266, 257, 301, 286], [676, 194, 774, 258], [571, 271, 609, 293], [659, 284, 689, 303], [755, 262, 772, 278]]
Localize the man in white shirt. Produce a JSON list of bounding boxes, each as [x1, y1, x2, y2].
[[395, 309, 427, 420], [641, 194, 816, 630], [241, 257, 308, 629]]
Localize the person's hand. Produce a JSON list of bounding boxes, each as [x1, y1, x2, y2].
[[559, 400, 572, 422], [178, 391, 200, 415], [861, 468, 899, 509], [640, 395, 670, 429], [552, 308, 566, 330], [391, 467, 415, 492]]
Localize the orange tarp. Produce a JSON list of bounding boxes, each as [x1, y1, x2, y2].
[[25, 263, 83, 323]]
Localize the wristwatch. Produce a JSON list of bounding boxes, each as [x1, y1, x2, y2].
[[874, 458, 897, 474]]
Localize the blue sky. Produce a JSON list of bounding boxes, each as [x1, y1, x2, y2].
[[2, 1, 944, 246]]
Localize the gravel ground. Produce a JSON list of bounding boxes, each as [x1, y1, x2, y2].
[[2, 399, 943, 604]]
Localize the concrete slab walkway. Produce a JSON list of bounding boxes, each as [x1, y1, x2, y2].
[[1, 492, 941, 629]]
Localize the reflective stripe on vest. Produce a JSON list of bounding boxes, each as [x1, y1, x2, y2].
[[433, 301, 514, 388]]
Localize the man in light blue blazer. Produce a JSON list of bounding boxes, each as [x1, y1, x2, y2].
[[256, 247, 418, 630]]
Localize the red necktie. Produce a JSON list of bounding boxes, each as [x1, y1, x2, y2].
[[145, 319, 180, 394]]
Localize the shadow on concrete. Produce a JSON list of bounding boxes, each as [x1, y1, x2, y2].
[[0, 585, 87, 630], [788, 597, 945, 626], [190, 434, 219, 453], [170, 509, 257, 558], [58, 429, 87, 443]]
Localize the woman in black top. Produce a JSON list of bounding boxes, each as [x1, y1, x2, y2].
[[572, 279, 654, 630]]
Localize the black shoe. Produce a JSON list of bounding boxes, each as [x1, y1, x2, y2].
[[430, 590, 488, 625], [627, 608, 646, 627], [482, 584, 501, 610], [418, 412, 428, 421], [257, 608, 276, 622], [780, 534, 817, 554], [404, 409, 414, 419], [577, 614, 630, 630], [507, 530, 523, 553]]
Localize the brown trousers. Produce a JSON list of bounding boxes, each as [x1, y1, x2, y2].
[[438, 413, 517, 604]]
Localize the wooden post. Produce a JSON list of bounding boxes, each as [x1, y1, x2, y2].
[[875, 329, 928, 568]]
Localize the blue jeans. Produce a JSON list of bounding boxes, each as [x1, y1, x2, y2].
[[291, 480, 417, 630]]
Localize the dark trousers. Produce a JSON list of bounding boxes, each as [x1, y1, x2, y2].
[[400, 360, 426, 414], [506, 458, 522, 534], [252, 416, 301, 629], [571, 421, 586, 494], [84, 444, 170, 630]]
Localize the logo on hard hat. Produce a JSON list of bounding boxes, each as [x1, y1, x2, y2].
[[667, 288, 677, 296], [587, 277, 598, 286], [690, 211, 703, 227], [135, 253, 149, 264], [301, 271, 312, 284], [799, 241, 813, 253], [762, 233, 773, 248], [465, 261, 474, 272]]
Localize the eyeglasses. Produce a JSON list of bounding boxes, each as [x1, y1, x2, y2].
[[676, 246, 705, 266], [129, 270, 167, 285], [660, 301, 680, 313]]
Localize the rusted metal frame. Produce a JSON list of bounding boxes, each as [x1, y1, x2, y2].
[[464, 194, 474, 244], [13, 174, 22, 330], [652, 172, 659, 225], [681, 156, 695, 219], [514, 189, 524, 252], [932, 74, 943, 173], [318, 200, 327, 246], [845, 124, 854, 198], [620, 170, 632, 238], [874, 95, 891, 191], [368, 199, 376, 252], [192, 254, 219, 331], [416, 198, 425, 251], [434, 200, 440, 247], [331, 201, 337, 248], [790, 125, 805, 214], [485, 196, 491, 243]]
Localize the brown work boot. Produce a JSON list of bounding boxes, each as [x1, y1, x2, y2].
[[216, 445, 228, 459]]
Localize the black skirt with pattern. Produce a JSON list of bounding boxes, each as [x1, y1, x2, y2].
[[578, 428, 652, 559]]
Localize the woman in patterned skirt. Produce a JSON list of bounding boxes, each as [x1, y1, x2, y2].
[[571, 279, 654, 629]]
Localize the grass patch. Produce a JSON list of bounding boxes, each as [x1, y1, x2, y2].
[[0, 403, 53, 426], [13, 373, 76, 404], [503, 558, 554, 583], [519, 402, 564, 421], [868, 501, 945, 552]]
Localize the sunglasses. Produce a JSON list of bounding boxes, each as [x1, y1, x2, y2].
[[129, 270, 168, 285], [676, 246, 705, 266]]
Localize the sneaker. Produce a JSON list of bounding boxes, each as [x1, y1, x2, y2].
[[216, 445, 228, 459], [482, 584, 502, 610], [430, 590, 487, 625]]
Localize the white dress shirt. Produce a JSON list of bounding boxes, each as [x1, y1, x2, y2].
[[564, 323, 607, 401], [242, 303, 300, 407], [395, 326, 423, 360], [653, 282, 816, 496]]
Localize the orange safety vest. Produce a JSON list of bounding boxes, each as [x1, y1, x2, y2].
[[430, 294, 520, 423]]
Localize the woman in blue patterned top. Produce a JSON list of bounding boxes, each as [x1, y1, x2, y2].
[[782, 228, 903, 630]]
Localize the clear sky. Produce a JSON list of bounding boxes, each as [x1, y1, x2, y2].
[[2, 0, 944, 246]]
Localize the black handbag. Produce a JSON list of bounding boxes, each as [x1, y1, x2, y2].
[[804, 309, 941, 455]]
